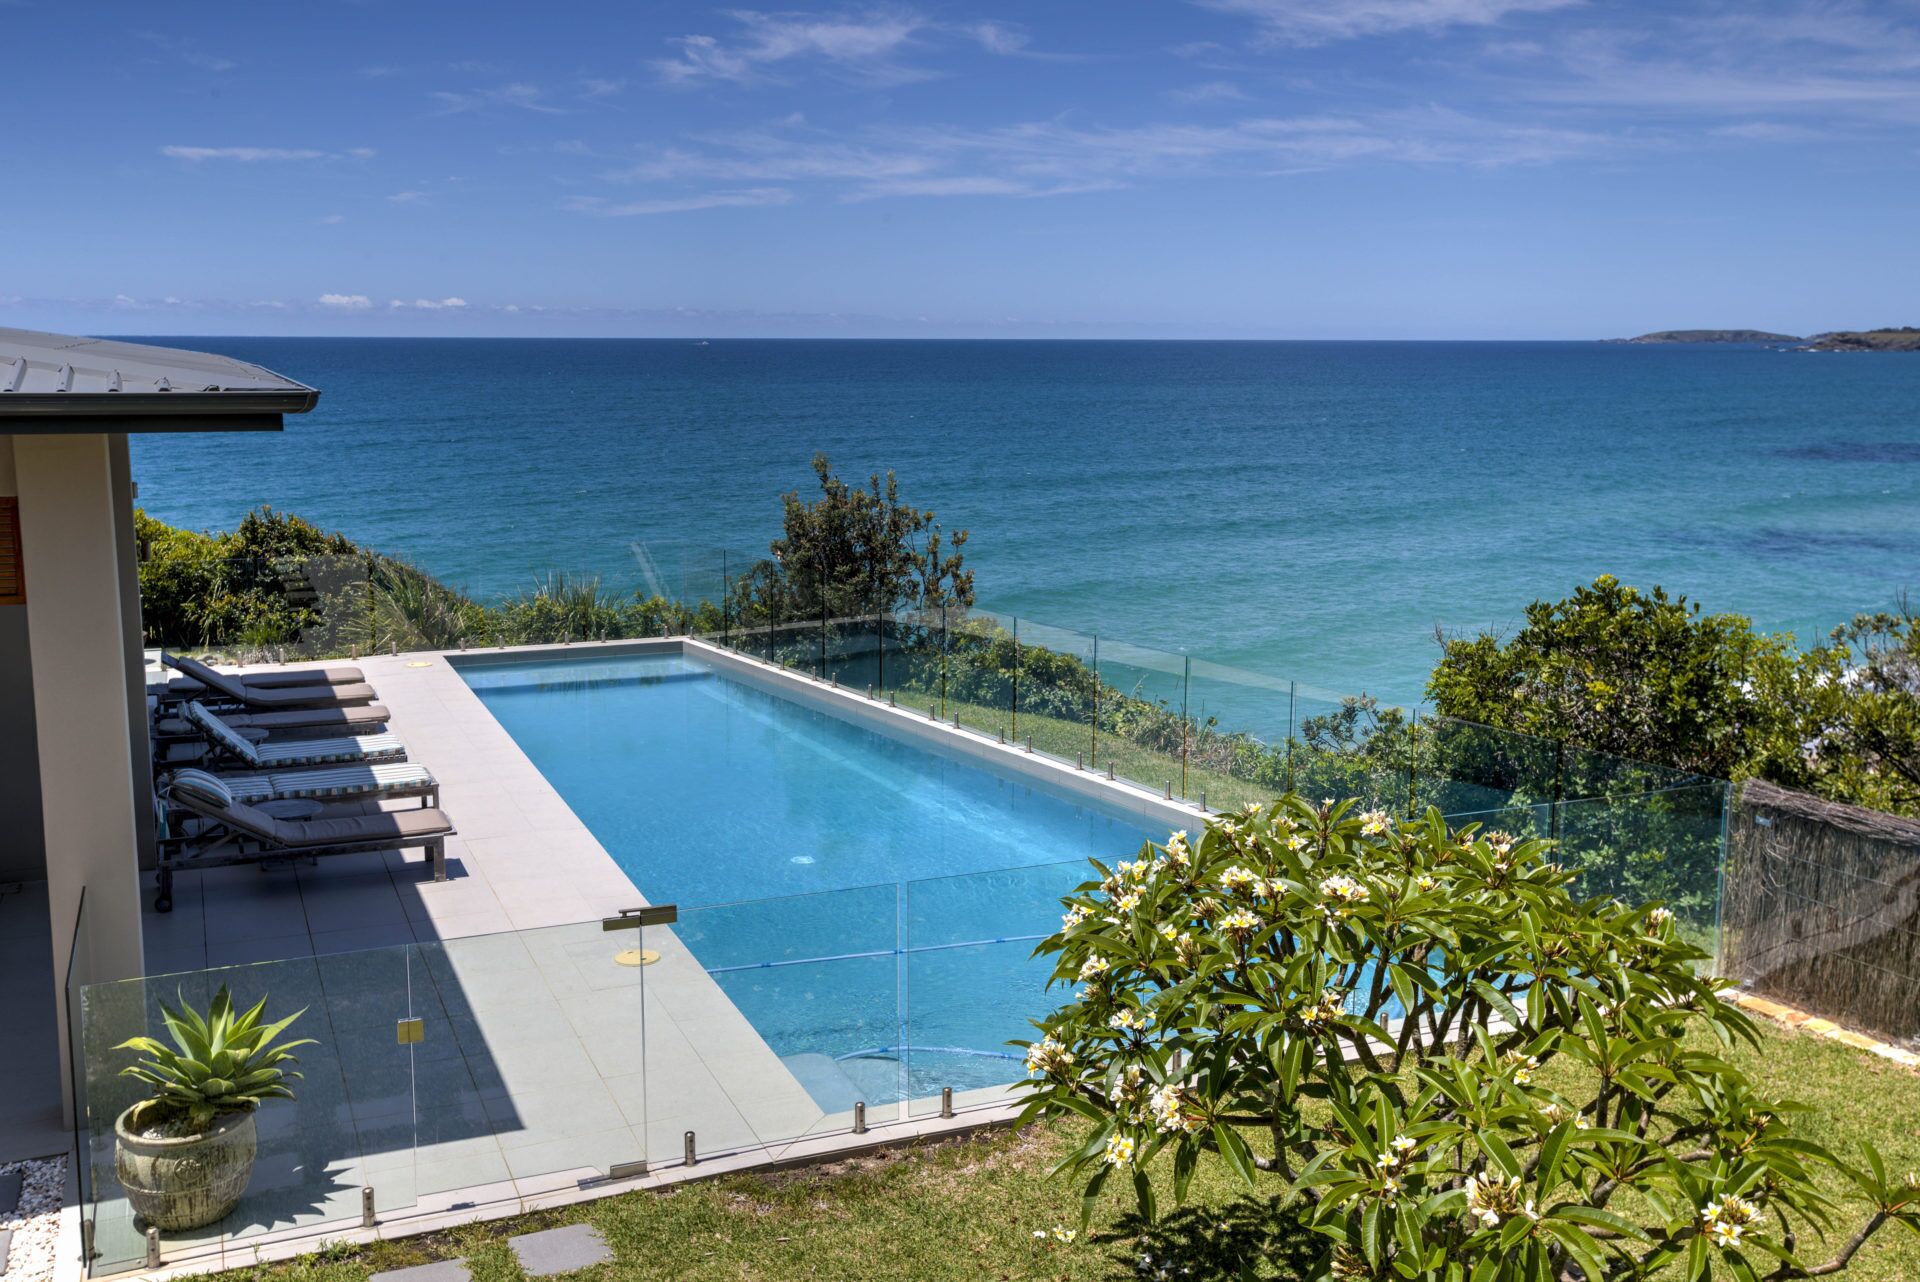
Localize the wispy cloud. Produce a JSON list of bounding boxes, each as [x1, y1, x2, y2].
[[389, 297, 468, 309], [317, 213, 346, 225], [1166, 80, 1250, 104], [653, 10, 924, 85], [317, 293, 373, 310], [133, 31, 236, 72], [587, 106, 1615, 213], [564, 188, 797, 216], [432, 82, 567, 115], [580, 77, 627, 99], [1196, 0, 1580, 46], [387, 190, 429, 204], [161, 145, 375, 162]]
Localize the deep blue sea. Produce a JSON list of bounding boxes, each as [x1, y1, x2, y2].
[[128, 339, 1920, 704]]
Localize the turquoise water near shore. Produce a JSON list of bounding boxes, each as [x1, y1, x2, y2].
[[128, 339, 1920, 703]]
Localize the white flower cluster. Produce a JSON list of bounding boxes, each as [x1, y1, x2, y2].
[[1108, 1064, 1147, 1108], [1503, 1050, 1540, 1086], [1300, 990, 1347, 1027], [1701, 1193, 1763, 1248], [1219, 865, 1257, 892], [1647, 906, 1674, 930], [1148, 1082, 1200, 1134], [1164, 831, 1191, 867], [1062, 903, 1091, 931], [1031, 1226, 1077, 1244], [1359, 809, 1392, 836], [1218, 907, 1260, 938], [1078, 954, 1111, 982], [1464, 1171, 1535, 1228], [1108, 1007, 1152, 1034], [1539, 1102, 1590, 1129], [1025, 1035, 1075, 1076], [1103, 1133, 1137, 1167], [1318, 875, 1369, 917], [1375, 1133, 1419, 1198], [1413, 872, 1439, 893]]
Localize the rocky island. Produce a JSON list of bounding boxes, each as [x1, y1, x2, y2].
[[1801, 327, 1920, 351], [1607, 329, 1802, 344]]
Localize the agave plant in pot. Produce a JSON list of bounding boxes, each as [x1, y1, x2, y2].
[[113, 987, 312, 1231]]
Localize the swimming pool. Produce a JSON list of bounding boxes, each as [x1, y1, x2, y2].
[[457, 648, 1162, 1101]]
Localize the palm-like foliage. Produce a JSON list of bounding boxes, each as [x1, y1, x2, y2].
[[115, 987, 313, 1131]]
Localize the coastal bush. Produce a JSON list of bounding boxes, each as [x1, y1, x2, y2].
[[135, 507, 357, 649], [726, 452, 973, 625], [1431, 574, 1920, 827], [1019, 796, 1919, 1281]]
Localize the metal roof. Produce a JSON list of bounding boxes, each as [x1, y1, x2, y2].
[[0, 327, 318, 429]]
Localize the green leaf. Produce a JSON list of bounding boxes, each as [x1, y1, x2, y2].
[[1213, 1124, 1259, 1190]]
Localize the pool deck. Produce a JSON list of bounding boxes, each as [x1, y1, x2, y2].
[[104, 637, 1202, 1278]]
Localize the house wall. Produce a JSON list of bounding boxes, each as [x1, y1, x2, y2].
[[0, 435, 47, 882], [14, 430, 149, 1124]]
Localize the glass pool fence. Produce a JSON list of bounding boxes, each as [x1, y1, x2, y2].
[[145, 541, 1733, 947], [74, 767, 1727, 1276]]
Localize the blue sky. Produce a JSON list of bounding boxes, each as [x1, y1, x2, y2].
[[5, 1, 1918, 338]]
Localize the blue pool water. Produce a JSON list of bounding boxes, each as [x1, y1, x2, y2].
[[458, 649, 1159, 1099]]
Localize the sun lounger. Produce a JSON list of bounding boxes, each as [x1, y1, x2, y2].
[[165, 652, 364, 688], [154, 702, 392, 741], [162, 653, 377, 710], [156, 768, 453, 912], [185, 760, 441, 808], [181, 701, 408, 769]]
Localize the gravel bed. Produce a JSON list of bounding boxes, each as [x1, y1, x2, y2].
[[0, 1156, 66, 1282]]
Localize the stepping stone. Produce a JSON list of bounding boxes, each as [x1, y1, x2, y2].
[[369, 1261, 470, 1282], [509, 1225, 611, 1276], [0, 1171, 20, 1216]]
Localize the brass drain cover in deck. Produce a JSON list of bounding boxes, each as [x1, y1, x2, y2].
[[614, 948, 661, 967]]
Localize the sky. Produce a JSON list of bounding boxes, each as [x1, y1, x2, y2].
[[4, 0, 1918, 338]]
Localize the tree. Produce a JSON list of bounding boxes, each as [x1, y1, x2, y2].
[[1021, 797, 1918, 1281], [728, 453, 972, 624], [1762, 607, 1920, 815], [1426, 576, 1796, 780]]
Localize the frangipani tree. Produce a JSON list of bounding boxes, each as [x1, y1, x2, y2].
[[1018, 795, 1918, 1281]]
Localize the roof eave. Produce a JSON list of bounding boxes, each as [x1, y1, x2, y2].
[[0, 387, 321, 423]]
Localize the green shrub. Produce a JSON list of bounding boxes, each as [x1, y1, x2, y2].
[[1019, 796, 1918, 1280]]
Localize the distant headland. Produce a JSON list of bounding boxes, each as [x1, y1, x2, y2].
[[1605, 327, 1920, 350]]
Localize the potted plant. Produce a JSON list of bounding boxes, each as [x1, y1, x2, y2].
[[112, 986, 312, 1232]]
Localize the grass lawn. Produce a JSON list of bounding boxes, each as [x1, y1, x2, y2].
[[218, 1020, 1920, 1282]]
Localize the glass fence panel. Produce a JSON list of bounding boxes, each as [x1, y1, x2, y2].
[[1419, 716, 1562, 818], [646, 884, 904, 1164], [77, 947, 416, 1276], [1011, 617, 1097, 766], [901, 860, 1085, 1117], [1554, 783, 1728, 953], [1287, 679, 1408, 813], [875, 608, 945, 709], [1087, 637, 1192, 801], [824, 612, 885, 691], [946, 608, 1015, 739], [1184, 658, 1299, 812], [410, 920, 646, 1200]]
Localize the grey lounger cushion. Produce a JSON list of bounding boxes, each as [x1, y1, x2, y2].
[[224, 704, 392, 735], [166, 654, 378, 708], [231, 664, 365, 688], [166, 775, 452, 850]]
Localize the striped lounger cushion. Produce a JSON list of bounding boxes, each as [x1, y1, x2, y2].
[[216, 762, 437, 804], [252, 732, 407, 767], [167, 767, 236, 810]]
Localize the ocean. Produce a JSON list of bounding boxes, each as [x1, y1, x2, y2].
[[128, 338, 1920, 705]]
